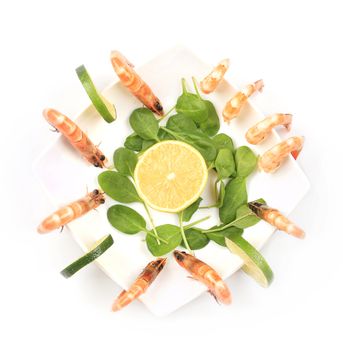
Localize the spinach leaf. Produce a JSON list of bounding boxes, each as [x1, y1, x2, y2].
[[217, 180, 225, 208], [206, 226, 243, 246], [113, 147, 138, 177], [198, 100, 220, 136], [215, 148, 235, 179], [213, 133, 234, 152], [219, 177, 247, 223], [107, 205, 146, 234], [181, 228, 209, 250], [182, 197, 202, 222], [141, 139, 156, 151], [166, 114, 198, 133], [231, 204, 261, 229], [235, 146, 257, 177], [146, 224, 182, 256], [158, 128, 175, 141], [162, 128, 217, 162], [129, 108, 159, 141], [98, 171, 141, 203], [124, 133, 143, 152], [176, 79, 208, 123]]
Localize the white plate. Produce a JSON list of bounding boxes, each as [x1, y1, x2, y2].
[[34, 46, 310, 316]]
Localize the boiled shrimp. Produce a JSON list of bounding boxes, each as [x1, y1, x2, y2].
[[258, 136, 304, 173], [110, 51, 164, 116], [223, 79, 264, 122], [200, 59, 229, 94], [37, 189, 105, 233], [43, 108, 107, 168], [248, 201, 305, 239], [112, 258, 167, 312], [246, 113, 293, 145], [173, 251, 231, 304]]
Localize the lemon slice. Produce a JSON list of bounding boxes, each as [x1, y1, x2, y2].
[[225, 233, 274, 287], [134, 141, 208, 212]]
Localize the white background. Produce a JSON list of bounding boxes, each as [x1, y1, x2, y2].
[[1, 0, 342, 349]]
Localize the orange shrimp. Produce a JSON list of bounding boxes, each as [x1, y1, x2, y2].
[[37, 189, 105, 233], [245, 113, 293, 145], [173, 251, 231, 304], [43, 108, 107, 168], [248, 201, 305, 239], [200, 59, 229, 94], [259, 136, 304, 173], [223, 79, 264, 122], [112, 258, 167, 312], [110, 51, 164, 116]]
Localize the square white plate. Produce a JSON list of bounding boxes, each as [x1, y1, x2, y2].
[[34, 46, 310, 316]]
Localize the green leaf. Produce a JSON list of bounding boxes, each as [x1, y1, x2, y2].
[[141, 139, 156, 151], [113, 147, 138, 177], [158, 128, 175, 141], [213, 133, 234, 152], [182, 197, 202, 222], [218, 181, 225, 208], [129, 108, 159, 141], [146, 224, 182, 256], [176, 80, 208, 123], [107, 205, 146, 234], [98, 171, 141, 203], [235, 146, 257, 177], [231, 204, 261, 229], [198, 100, 220, 136], [215, 148, 235, 179], [181, 228, 209, 250], [219, 177, 247, 223], [166, 114, 198, 133], [206, 226, 243, 246], [162, 128, 217, 162], [124, 133, 143, 152]]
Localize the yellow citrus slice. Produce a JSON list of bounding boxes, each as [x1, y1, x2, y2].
[[134, 141, 208, 212]]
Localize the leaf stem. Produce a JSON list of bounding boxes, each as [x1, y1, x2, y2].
[[184, 215, 211, 230], [199, 203, 218, 209], [160, 105, 176, 121], [181, 78, 188, 93], [143, 229, 168, 244], [202, 213, 252, 233], [142, 201, 161, 245], [192, 76, 201, 98], [178, 212, 193, 255]]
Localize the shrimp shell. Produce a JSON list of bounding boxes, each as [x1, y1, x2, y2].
[[112, 258, 167, 312], [259, 136, 304, 173], [200, 59, 229, 94], [249, 201, 305, 239], [223, 79, 264, 122], [173, 251, 231, 304], [245, 113, 293, 145], [37, 189, 105, 233], [110, 51, 164, 116], [43, 108, 107, 168]]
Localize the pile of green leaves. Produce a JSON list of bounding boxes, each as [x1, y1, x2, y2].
[[98, 78, 263, 256]]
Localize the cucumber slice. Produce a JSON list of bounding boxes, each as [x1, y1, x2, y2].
[[76, 65, 117, 123], [61, 234, 114, 278], [225, 233, 274, 287]]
